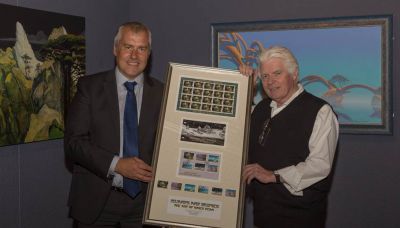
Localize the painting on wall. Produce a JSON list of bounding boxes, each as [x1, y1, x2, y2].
[[0, 3, 85, 147], [211, 15, 392, 134]]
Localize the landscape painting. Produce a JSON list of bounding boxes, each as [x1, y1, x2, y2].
[[212, 15, 392, 134], [0, 3, 85, 146]]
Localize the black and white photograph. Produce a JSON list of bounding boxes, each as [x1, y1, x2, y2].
[[181, 119, 226, 146]]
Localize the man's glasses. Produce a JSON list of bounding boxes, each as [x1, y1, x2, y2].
[[258, 118, 272, 146]]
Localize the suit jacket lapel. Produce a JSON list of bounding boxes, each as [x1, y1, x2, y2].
[[103, 71, 120, 153]]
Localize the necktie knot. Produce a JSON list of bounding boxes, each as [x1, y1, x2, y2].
[[124, 81, 137, 93]]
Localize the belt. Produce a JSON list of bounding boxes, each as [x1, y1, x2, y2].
[[111, 186, 124, 192]]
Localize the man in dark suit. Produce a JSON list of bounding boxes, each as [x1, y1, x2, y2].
[[66, 22, 163, 227]]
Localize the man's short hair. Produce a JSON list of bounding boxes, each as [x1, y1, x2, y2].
[[113, 21, 152, 49], [259, 46, 299, 75]]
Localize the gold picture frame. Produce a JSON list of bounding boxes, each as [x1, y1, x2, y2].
[[143, 63, 253, 227]]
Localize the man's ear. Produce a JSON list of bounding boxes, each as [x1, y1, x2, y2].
[[113, 46, 117, 57], [292, 68, 299, 81]]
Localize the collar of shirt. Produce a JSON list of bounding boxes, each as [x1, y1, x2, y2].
[[115, 67, 144, 90], [270, 84, 304, 117]]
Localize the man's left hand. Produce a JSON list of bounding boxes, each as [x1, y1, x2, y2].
[[243, 163, 276, 184]]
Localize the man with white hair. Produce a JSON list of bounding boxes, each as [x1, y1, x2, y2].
[[241, 46, 339, 228]]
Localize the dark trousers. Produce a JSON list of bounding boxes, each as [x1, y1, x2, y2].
[[75, 190, 155, 228], [254, 207, 327, 228]]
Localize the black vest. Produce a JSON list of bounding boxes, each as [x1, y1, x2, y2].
[[249, 91, 334, 226]]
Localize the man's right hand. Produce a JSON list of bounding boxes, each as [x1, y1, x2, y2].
[[239, 64, 259, 92], [115, 157, 153, 182], [239, 64, 256, 77]]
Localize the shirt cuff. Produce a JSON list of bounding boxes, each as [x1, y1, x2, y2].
[[108, 156, 120, 177], [275, 166, 304, 196]]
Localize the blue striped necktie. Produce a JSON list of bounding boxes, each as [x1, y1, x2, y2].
[[123, 81, 141, 198]]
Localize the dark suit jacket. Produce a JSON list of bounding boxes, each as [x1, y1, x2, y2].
[[65, 70, 164, 224]]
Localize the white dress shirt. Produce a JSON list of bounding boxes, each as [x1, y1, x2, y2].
[[272, 84, 339, 196]]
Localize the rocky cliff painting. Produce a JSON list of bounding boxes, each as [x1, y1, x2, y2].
[[0, 3, 85, 146]]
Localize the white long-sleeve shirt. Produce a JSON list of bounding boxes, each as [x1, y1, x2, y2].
[[271, 85, 339, 196]]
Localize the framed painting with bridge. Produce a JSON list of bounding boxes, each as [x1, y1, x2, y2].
[[211, 15, 393, 134]]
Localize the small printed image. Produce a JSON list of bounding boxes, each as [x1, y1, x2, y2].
[[214, 84, 224, 91], [225, 189, 236, 197], [213, 91, 223, 98], [194, 81, 203, 88], [208, 154, 220, 163], [196, 153, 207, 161], [182, 161, 193, 169], [184, 184, 196, 192], [191, 103, 201, 110], [201, 104, 211, 111], [223, 99, 233, 106], [223, 106, 233, 113], [224, 92, 234, 99], [157, 180, 168, 188], [194, 163, 206, 171], [207, 164, 218, 172], [198, 185, 209, 194], [213, 98, 222, 105], [181, 94, 191, 101], [225, 85, 235, 92], [183, 80, 193, 87], [212, 105, 222, 112], [181, 119, 226, 146], [182, 87, 192, 94], [204, 82, 214, 89], [203, 90, 213, 96], [171, 182, 182, 190], [192, 96, 202, 102], [180, 102, 190, 109], [202, 97, 212, 103], [184, 152, 194, 159], [193, 89, 202, 95], [211, 187, 223, 196]]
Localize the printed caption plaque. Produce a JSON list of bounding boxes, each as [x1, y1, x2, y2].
[[144, 63, 252, 228]]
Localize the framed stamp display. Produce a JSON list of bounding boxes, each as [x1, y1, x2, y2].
[[143, 63, 253, 227]]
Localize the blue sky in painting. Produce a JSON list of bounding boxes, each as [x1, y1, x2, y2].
[[239, 26, 381, 86]]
